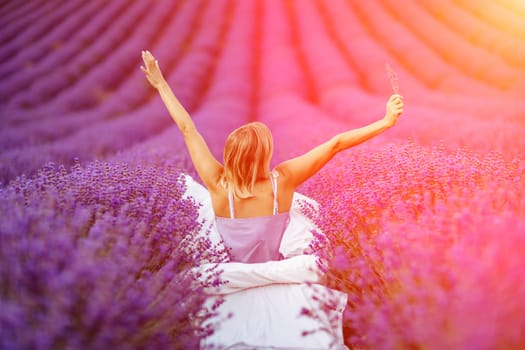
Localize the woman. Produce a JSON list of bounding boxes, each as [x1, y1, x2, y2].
[[141, 50, 403, 348]]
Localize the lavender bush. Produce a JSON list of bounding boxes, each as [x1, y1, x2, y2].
[[302, 143, 525, 349], [0, 161, 226, 349]]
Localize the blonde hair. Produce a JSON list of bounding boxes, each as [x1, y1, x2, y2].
[[220, 122, 273, 199]]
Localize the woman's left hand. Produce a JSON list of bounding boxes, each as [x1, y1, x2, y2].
[[141, 50, 166, 89], [384, 94, 404, 127]]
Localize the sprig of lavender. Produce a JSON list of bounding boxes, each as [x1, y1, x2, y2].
[[386, 63, 400, 94]]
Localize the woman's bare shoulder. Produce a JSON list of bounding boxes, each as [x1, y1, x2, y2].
[[271, 167, 295, 198]]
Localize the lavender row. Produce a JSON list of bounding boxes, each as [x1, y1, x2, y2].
[[288, 0, 360, 97], [263, 88, 525, 161], [0, 1, 85, 79], [420, 0, 525, 68], [0, 1, 148, 115], [6, 1, 157, 111], [113, 0, 259, 173], [0, 1, 128, 104], [350, 1, 497, 96], [299, 0, 524, 117], [259, 0, 310, 101], [455, 0, 525, 41], [0, 1, 55, 43], [317, 0, 432, 96], [258, 1, 392, 133], [0, 100, 171, 186], [315, 85, 525, 157], [0, 1, 33, 25], [257, 0, 524, 135], [91, 0, 207, 116], [0, 1, 62, 57], [0, 0, 247, 185], [379, 0, 523, 89], [1, 0, 211, 121], [0, 1, 211, 150], [0, 161, 227, 349], [301, 142, 524, 348]]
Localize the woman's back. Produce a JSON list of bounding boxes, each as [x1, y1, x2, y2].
[[211, 171, 293, 218], [214, 172, 291, 263]]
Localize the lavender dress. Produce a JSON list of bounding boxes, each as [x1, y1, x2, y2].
[[183, 173, 349, 349], [215, 172, 290, 263]]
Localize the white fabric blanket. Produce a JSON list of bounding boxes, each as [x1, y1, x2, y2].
[[183, 175, 348, 349]]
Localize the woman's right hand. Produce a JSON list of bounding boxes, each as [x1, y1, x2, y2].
[[141, 50, 166, 89], [384, 94, 404, 127]]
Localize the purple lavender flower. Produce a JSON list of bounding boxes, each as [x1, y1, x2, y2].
[[0, 161, 226, 349]]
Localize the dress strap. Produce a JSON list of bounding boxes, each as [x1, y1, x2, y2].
[[270, 171, 279, 215], [227, 189, 235, 219], [228, 173, 278, 218]]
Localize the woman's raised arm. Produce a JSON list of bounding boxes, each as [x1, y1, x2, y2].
[[275, 94, 404, 188], [141, 50, 223, 189]]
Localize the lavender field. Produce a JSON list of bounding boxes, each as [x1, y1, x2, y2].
[[1, 1, 525, 349]]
